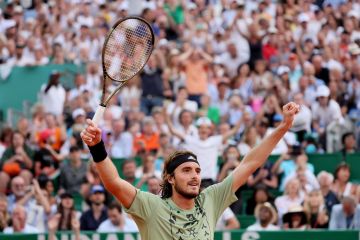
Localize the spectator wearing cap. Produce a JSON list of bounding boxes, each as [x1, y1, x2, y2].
[[97, 201, 138, 233], [329, 196, 360, 229], [59, 146, 87, 195], [39, 72, 66, 117], [166, 111, 243, 184], [247, 202, 279, 231], [0, 131, 34, 193], [70, 108, 87, 136], [80, 185, 107, 231], [109, 118, 133, 159], [282, 205, 309, 230], [312, 85, 343, 149]]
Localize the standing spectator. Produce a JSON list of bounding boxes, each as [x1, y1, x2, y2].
[[80, 185, 108, 231], [39, 72, 66, 117], [291, 92, 312, 143], [97, 201, 138, 233], [247, 202, 279, 231], [329, 196, 360, 230]]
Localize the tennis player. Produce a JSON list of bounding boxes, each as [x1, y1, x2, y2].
[[81, 102, 299, 239]]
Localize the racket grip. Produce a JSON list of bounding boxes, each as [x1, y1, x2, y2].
[[92, 105, 106, 125]]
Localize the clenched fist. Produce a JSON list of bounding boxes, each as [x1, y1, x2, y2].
[[80, 119, 102, 146], [281, 102, 300, 129]]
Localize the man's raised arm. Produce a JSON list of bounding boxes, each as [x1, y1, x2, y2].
[[81, 119, 136, 208], [230, 102, 300, 192]]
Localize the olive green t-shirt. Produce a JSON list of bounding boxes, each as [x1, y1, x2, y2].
[[124, 174, 237, 240]]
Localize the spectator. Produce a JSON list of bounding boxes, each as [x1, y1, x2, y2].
[[147, 176, 161, 195], [215, 207, 240, 231], [6, 176, 31, 214], [0, 131, 34, 192], [0, 193, 9, 232], [283, 165, 319, 194], [246, 184, 275, 215], [133, 117, 160, 154], [340, 132, 358, 156], [317, 171, 340, 215], [39, 72, 66, 117], [282, 205, 309, 230], [59, 146, 87, 195], [80, 185, 107, 231], [97, 201, 138, 233], [237, 126, 261, 156], [331, 163, 358, 200], [329, 196, 360, 230], [247, 202, 279, 231], [303, 189, 329, 229], [3, 205, 39, 234], [109, 118, 133, 159], [291, 92, 312, 143], [121, 159, 140, 187]]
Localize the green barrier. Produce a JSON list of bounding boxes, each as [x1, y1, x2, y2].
[[0, 64, 84, 118], [0, 230, 358, 240]]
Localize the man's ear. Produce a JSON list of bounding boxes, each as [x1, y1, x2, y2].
[[168, 174, 175, 185]]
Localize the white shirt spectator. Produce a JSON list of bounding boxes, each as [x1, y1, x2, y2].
[[216, 207, 236, 230], [110, 131, 133, 159], [3, 224, 39, 234], [265, 128, 288, 155], [312, 99, 343, 128], [247, 222, 280, 231], [291, 104, 312, 132], [183, 135, 222, 180], [97, 215, 138, 233], [39, 84, 66, 116]]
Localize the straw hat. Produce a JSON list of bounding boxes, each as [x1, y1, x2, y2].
[[254, 202, 278, 224]]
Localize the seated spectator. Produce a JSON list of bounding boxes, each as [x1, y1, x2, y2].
[[247, 202, 279, 231], [304, 189, 329, 229], [215, 207, 240, 231], [237, 126, 261, 156], [283, 165, 319, 194], [282, 205, 309, 230], [146, 176, 161, 195], [0, 131, 34, 193], [80, 185, 107, 231], [329, 196, 360, 229], [59, 146, 87, 195], [3, 205, 39, 233], [331, 163, 358, 200], [135, 152, 162, 180], [0, 193, 10, 232], [317, 171, 339, 214], [109, 118, 133, 159], [121, 159, 142, 187], [97, 201, 138, 233], [246, 184, 275, 215], [275, 179, 304, 222], [340, 132, 358, 156], [7, 176, 32, 213]]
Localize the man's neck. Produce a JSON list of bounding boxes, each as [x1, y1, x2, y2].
[[92, 203, 104, 212], [171, 194, 195, 210], [259, 221, 270, 228]]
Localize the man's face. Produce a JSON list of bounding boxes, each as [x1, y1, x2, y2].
[[123, 162, 136, 180], [91, 192, 105, 205], [108, 208, 122, 226], [147, 178, 160, 195], [12, 207, 26, 229], [11, 178, 25, 197], [198, 125, 211, 139], [343, 201, 355, 216], [259, 207, 272, 223], [171, 162, 201, 199]]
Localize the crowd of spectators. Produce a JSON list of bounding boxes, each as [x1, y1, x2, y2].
[[0, 0, 360, 235]]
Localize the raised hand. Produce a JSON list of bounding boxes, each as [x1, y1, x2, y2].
[[80, 119, 102, 147], [281, 102, 300, 129]]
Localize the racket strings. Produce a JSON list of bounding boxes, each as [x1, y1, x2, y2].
[[104, 18, 153, 82]]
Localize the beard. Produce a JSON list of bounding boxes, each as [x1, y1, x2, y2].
[[174, 183, 199, 199]]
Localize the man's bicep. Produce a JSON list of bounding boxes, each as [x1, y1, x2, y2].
[[231, 161, 254, 192], [109, 178, 137, 209]]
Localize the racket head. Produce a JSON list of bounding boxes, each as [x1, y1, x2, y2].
[[102, 16, 155, 83]]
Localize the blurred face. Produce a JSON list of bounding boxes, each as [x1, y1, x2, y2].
[[108, 208, 122, 226], [143, 122, 154, 135], [286, 179, 300, 196], [344, 135, 356, 149], [91, 192, 105, 205], [61, 196, 74, 209], [69, 150, 81, 162], [147, 178, 160, 195], [11, 177, 26, 197], [170, 162, 201, 199], [293, 93, 304, 105], [337, 167, 350, 182], [12, 207, 26, 229], [123, 162, 136, 179], [343, 201, 355, 216], [259, 207, 272, 223], [291, 213, 303, 228], [112, 119, 125, 134], [318, 96, 328, 107], [255, 190, 268, 203], [318, 175, 331, 188], [12, 132, 24, 147], [198, 125, 211, 139], [225, 146, 240, 161], [180, 111, 193, 126], [309, 191, 322, 208]]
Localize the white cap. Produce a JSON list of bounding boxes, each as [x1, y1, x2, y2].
[[196, 117, 212, 127], [268, 26, 278, 34], [14, 5, 23, 13], [316, 85, 330, 98], [349, 43, 360, 55], [118, 1, 129, 11], [236, 0, 245, 6], [298, 13, 310, 23], [187, 2, 197, 10], [3, 19, 16, 30], [72, 108, 86, 119], [277, 65, 290, 76], [158, 38, 168, 47]]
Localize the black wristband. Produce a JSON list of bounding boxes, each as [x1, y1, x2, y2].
[[88, 140, 107, 163]]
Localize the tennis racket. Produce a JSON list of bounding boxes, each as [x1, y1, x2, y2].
[[92, 17, 155, 125]]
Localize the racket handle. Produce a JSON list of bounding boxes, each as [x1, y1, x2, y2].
[[92, 105, 106, 125]]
